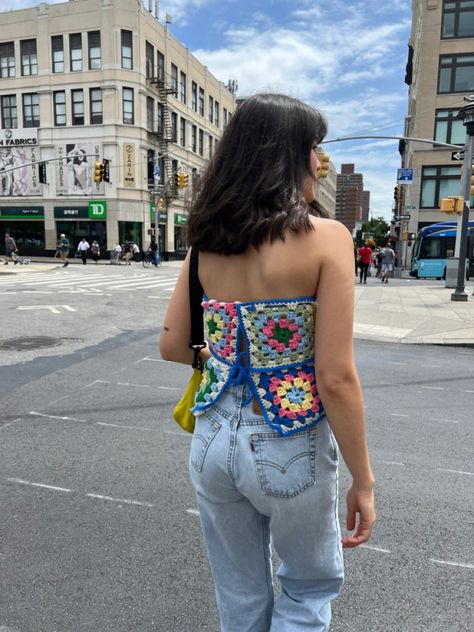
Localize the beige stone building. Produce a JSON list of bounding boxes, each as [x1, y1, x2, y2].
[[0, 0, 235, 257], [314, 161, 336, 219], [402, 0, 474, 240]]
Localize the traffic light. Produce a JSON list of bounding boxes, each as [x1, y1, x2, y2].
[[175, 171, 189, 189], [93, 160, 104, 183], [394, 186, 399, 202], [318, 153, 330, 178], [38, 161, 47, 184], [157, 197, 164, 209], [440, 196, 464, 213]]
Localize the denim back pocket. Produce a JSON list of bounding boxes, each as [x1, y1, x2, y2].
[[250, 428, 316, 498], [190, 411, 221, 472]]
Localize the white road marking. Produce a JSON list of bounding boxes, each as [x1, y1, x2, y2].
[[82, 379, 110, 388], [29, 411, 87, 422], [360, 545, 391, 554], [49, 395, 70, 404], [17, 304, 76, 314], [388, 361, 407, 366], [7, 478, 72, 493], [390, 413, 409, 418], [82, 380, 179, 391], [421, 386, 444, 391], [381, 461, 405, 466], [464, 390, 474, 394], [426, 365, 441, 368], [431, 418, 459, 424], [430, 558, 474, 570], [437, 468, 474, 476], [116, 382, 151, 388], [96, 422, 157, 432], [86, 493, 153, 508], [0, 418, 23, 430], [138, 356, 166, 363], [187, 509, 200, 516], [147, 296, 170, 299]]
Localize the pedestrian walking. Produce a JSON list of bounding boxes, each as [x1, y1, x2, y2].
[[357, 240, 373, 284], [160, 93, 375, 632], [3, 232, 18, 265], [123, 241, 132, 265], [381, 243, 395, 283], [132, 242, 140, 262], [58, 233, 70, 267], [374, 248, 383, 278], [76, 238, 90, 264], [91, 240, 100, 264], [112, 241, 122, 264], [149, 239, 160, 266]]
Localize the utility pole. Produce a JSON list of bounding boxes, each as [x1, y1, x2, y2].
[[451, 97, 474, 302]]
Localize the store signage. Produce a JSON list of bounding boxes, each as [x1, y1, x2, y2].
[[123, 143, 136, 188], [0, 206, 44, 219], [88, 200, 107, 219], [175, 213, 187, 225], [150, 205, 167, 223], [54, 206, 89, 219], [0, 128, 38, 147]]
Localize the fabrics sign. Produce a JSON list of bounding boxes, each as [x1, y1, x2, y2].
[[0, 145, 42, 197], [56, 143, 103, 196]]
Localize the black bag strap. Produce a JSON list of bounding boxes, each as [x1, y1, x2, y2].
[[188, 248, 205, 371]]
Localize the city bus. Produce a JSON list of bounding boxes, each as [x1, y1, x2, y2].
[[410, 220, 474, 279]]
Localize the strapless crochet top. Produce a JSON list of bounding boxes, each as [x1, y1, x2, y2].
[[192, 296, 325, 436]]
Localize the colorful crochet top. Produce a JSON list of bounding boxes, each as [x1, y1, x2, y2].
[[192, 296, 325, 436]]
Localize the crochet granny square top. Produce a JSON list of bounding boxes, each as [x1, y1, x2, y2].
[[192, 296, 325, 436]]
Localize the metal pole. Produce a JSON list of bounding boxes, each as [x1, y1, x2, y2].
[[322, 135, 461, 149], [451, 103, 474, 302]]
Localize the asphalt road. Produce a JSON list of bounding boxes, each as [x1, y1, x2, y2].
[[0, 264, 472, 632]]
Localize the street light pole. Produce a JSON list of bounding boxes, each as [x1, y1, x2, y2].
[[451, 99, 474, 302]]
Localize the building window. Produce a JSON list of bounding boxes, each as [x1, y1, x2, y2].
[[1, 95, 17, 128], [171, 63, 178, 93], [209, 96, 214, 123], [208, 134, 213, 158], [191, 124, 197, 152], [69, 33, 83, 72], [420, 166, 461, 208], [122, 87, 134, 124], [88, 31, 101, 70], [22, 93, 40, 128], [157, 50, 165, 82], [0, 42, 15, 78], [171, 111, 178, 142], [223, 107, 228, 126], [442, 0, 474, 39], [179, 71, 187, 104], [180, 117, 186, 147], [147, 96, 154, 131], [52, 35, 64, 73], [199, 87, 204, 116], [215, 101, 220, 128], [90, 88, 103, 124], [71, 89, 84, 125], [121, 30, 133, 69], [434, 108, 465, 144], [20, 39, 37, 76], [198, 128, 204, 156], [146, 41, 154, 79], [157, 102, 164, 136], [191, 81, 197, 112], [438, 54, 474, 93], [54, 91, 66, 126]]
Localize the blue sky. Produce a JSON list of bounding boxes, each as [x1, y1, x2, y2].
[[1, 0, 413, 220]]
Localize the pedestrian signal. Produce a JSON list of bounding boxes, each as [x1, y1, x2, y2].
[[318, 153, 330, 178], [93, 160, 105, 183]]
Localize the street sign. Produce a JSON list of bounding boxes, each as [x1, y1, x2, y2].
[[395, 214, 411, 220], [451, 150, 464, 161], [153, 165, 161, 180], [404, 204, 416, 210], [397, 168, 414, 184]]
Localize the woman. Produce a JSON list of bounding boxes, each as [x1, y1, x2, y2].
[[160, 93, 375, 632], [91, 240, 100, 264]]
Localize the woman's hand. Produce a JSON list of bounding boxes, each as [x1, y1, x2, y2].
[[341, 483, 376, 549]]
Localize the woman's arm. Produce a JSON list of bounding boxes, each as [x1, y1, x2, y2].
[[159, 250, 210, 366], [314, 221, 376, 548]]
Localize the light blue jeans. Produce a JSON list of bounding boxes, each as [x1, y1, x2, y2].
[[189, 384, 344, 632]]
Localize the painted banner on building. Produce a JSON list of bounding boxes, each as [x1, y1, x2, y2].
[[56, 143, 104, 196], [0, 145, 42, 197], [123, 143, 136, 188]]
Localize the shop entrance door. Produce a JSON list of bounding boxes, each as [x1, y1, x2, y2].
[[118, 222, 143, 251]]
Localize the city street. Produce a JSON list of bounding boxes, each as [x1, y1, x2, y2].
[[0, 264, 473, 631]]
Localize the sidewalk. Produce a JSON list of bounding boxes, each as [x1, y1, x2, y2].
[[354, 280, 474, 346]]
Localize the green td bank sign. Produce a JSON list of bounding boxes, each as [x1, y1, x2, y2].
[[88, 200, 107, 219]]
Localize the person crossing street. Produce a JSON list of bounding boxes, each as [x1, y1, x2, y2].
[[76, 238, 90, 264]]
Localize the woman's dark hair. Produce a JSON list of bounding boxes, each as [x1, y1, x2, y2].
[[187, 93, 328, 254]]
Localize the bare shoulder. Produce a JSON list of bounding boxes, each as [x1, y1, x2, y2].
[[310, 217, 353, 248]]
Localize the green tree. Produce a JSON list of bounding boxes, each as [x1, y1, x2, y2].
[[356, 217, 390, 248]]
